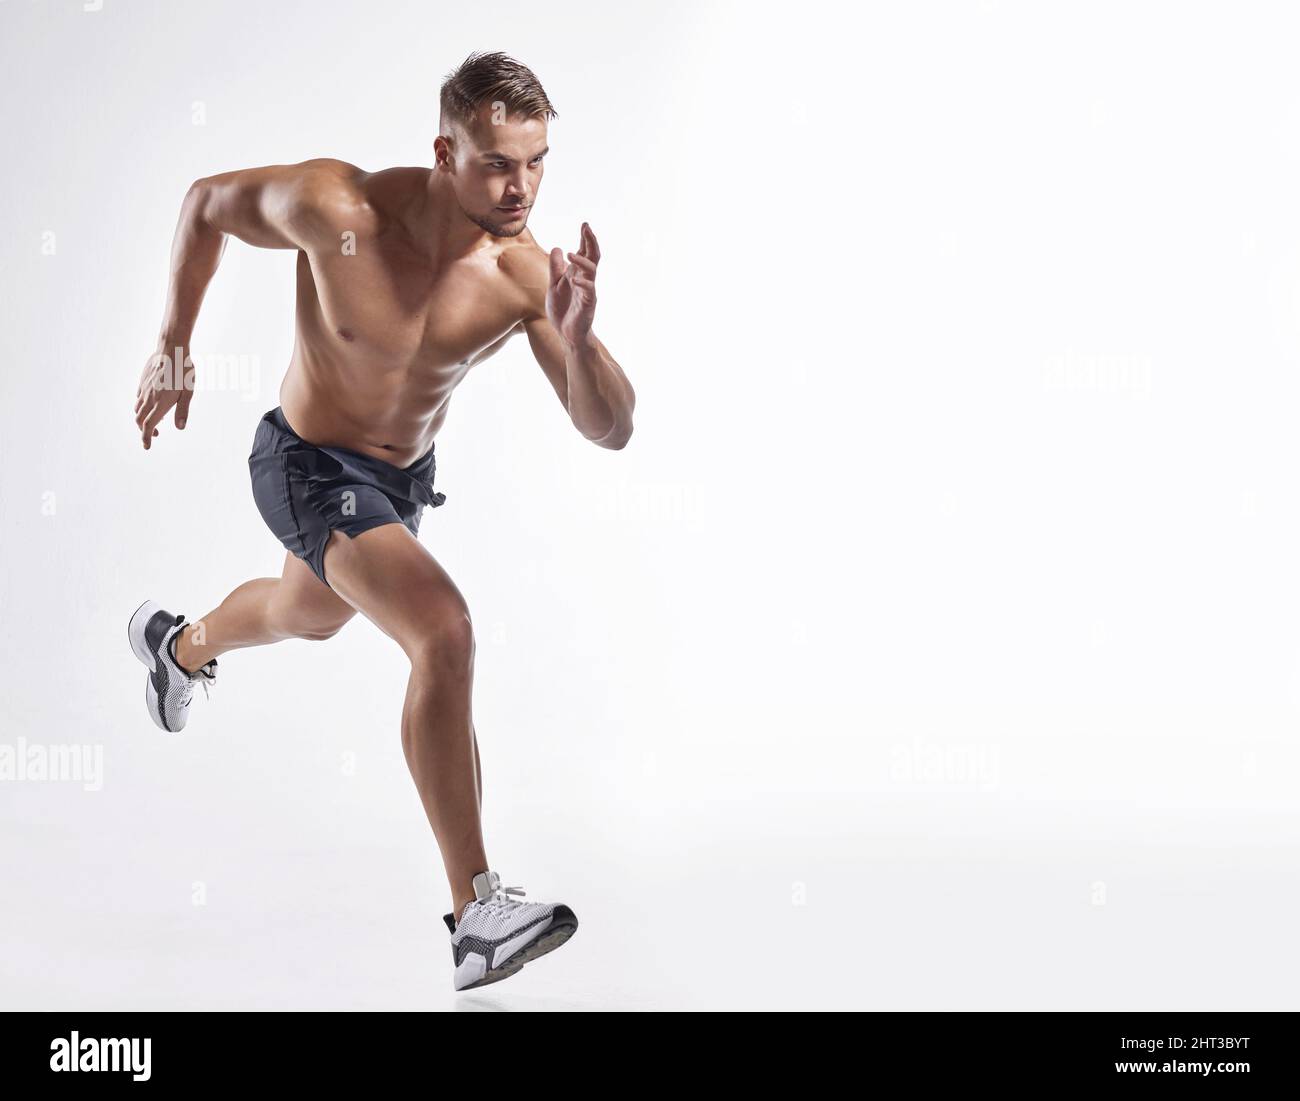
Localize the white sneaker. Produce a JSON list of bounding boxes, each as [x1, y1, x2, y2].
[[444, 870, 578, 991], [127, 600, 216, 733]]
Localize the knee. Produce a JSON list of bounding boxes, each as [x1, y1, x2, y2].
[[407, 602, 475, 673]]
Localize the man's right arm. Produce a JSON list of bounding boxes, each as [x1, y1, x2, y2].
[[136, 159, 363, 449]]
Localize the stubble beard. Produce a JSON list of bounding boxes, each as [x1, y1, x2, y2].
[[468, 208, 528, 238]]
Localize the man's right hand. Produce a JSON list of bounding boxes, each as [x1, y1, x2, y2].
[[134, 343, 195, 450]]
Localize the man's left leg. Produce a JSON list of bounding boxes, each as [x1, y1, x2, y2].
[[319, 523, 576, 989], [316, 524, 486, 918]]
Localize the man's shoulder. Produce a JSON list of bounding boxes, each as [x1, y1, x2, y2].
[[280, 158, 378, 237], [288, 158, 368, 204], [359, 165, 431, 210], [497, 234, 552, 319], [290, 160, 429, 238]]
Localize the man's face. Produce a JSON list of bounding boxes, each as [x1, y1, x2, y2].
[[441, 105, 548, 238]]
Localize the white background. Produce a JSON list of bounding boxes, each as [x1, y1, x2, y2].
[[2, 0, 1298, 1010]]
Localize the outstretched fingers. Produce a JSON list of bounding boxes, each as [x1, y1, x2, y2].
[[548, 246, 567, 287], [565, 252, 597, 277], [579, 222, 600, 263]]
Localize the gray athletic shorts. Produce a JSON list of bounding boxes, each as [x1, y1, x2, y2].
[[247, 406, 446, 589]]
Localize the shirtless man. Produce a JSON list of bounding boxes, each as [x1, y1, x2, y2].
[[127, 52, 635, 992]]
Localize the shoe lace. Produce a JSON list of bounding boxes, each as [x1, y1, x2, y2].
[[482, 883, 527, 914], [179, 659, 217, 705], [176, 675, 204, 708]]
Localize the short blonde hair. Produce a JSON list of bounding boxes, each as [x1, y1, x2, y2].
[[439, 51, 557, 132]]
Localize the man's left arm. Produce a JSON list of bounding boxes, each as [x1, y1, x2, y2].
[[521, 223, 635, 450]]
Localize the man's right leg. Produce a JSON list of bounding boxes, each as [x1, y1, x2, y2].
[[172, 543, 483, 807], [173, 552, 357, 672]]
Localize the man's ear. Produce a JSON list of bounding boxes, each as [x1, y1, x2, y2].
[[434, 133, 453, 169]]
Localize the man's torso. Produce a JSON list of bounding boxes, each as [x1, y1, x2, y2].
[[278, 164, 543, 466]]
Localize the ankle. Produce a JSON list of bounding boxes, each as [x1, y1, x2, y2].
[[172, 628, 199, 674], [452, 895, 476, 925]]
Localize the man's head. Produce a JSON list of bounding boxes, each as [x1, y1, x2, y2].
[[436, 51, 557, 238]]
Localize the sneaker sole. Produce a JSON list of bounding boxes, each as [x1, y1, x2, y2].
[[458, 907, 579, 991], [128, 599, 162, 670], [128, 599, 176, 733]]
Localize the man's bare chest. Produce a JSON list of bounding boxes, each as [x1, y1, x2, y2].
[[295, 245, 527, 370]]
